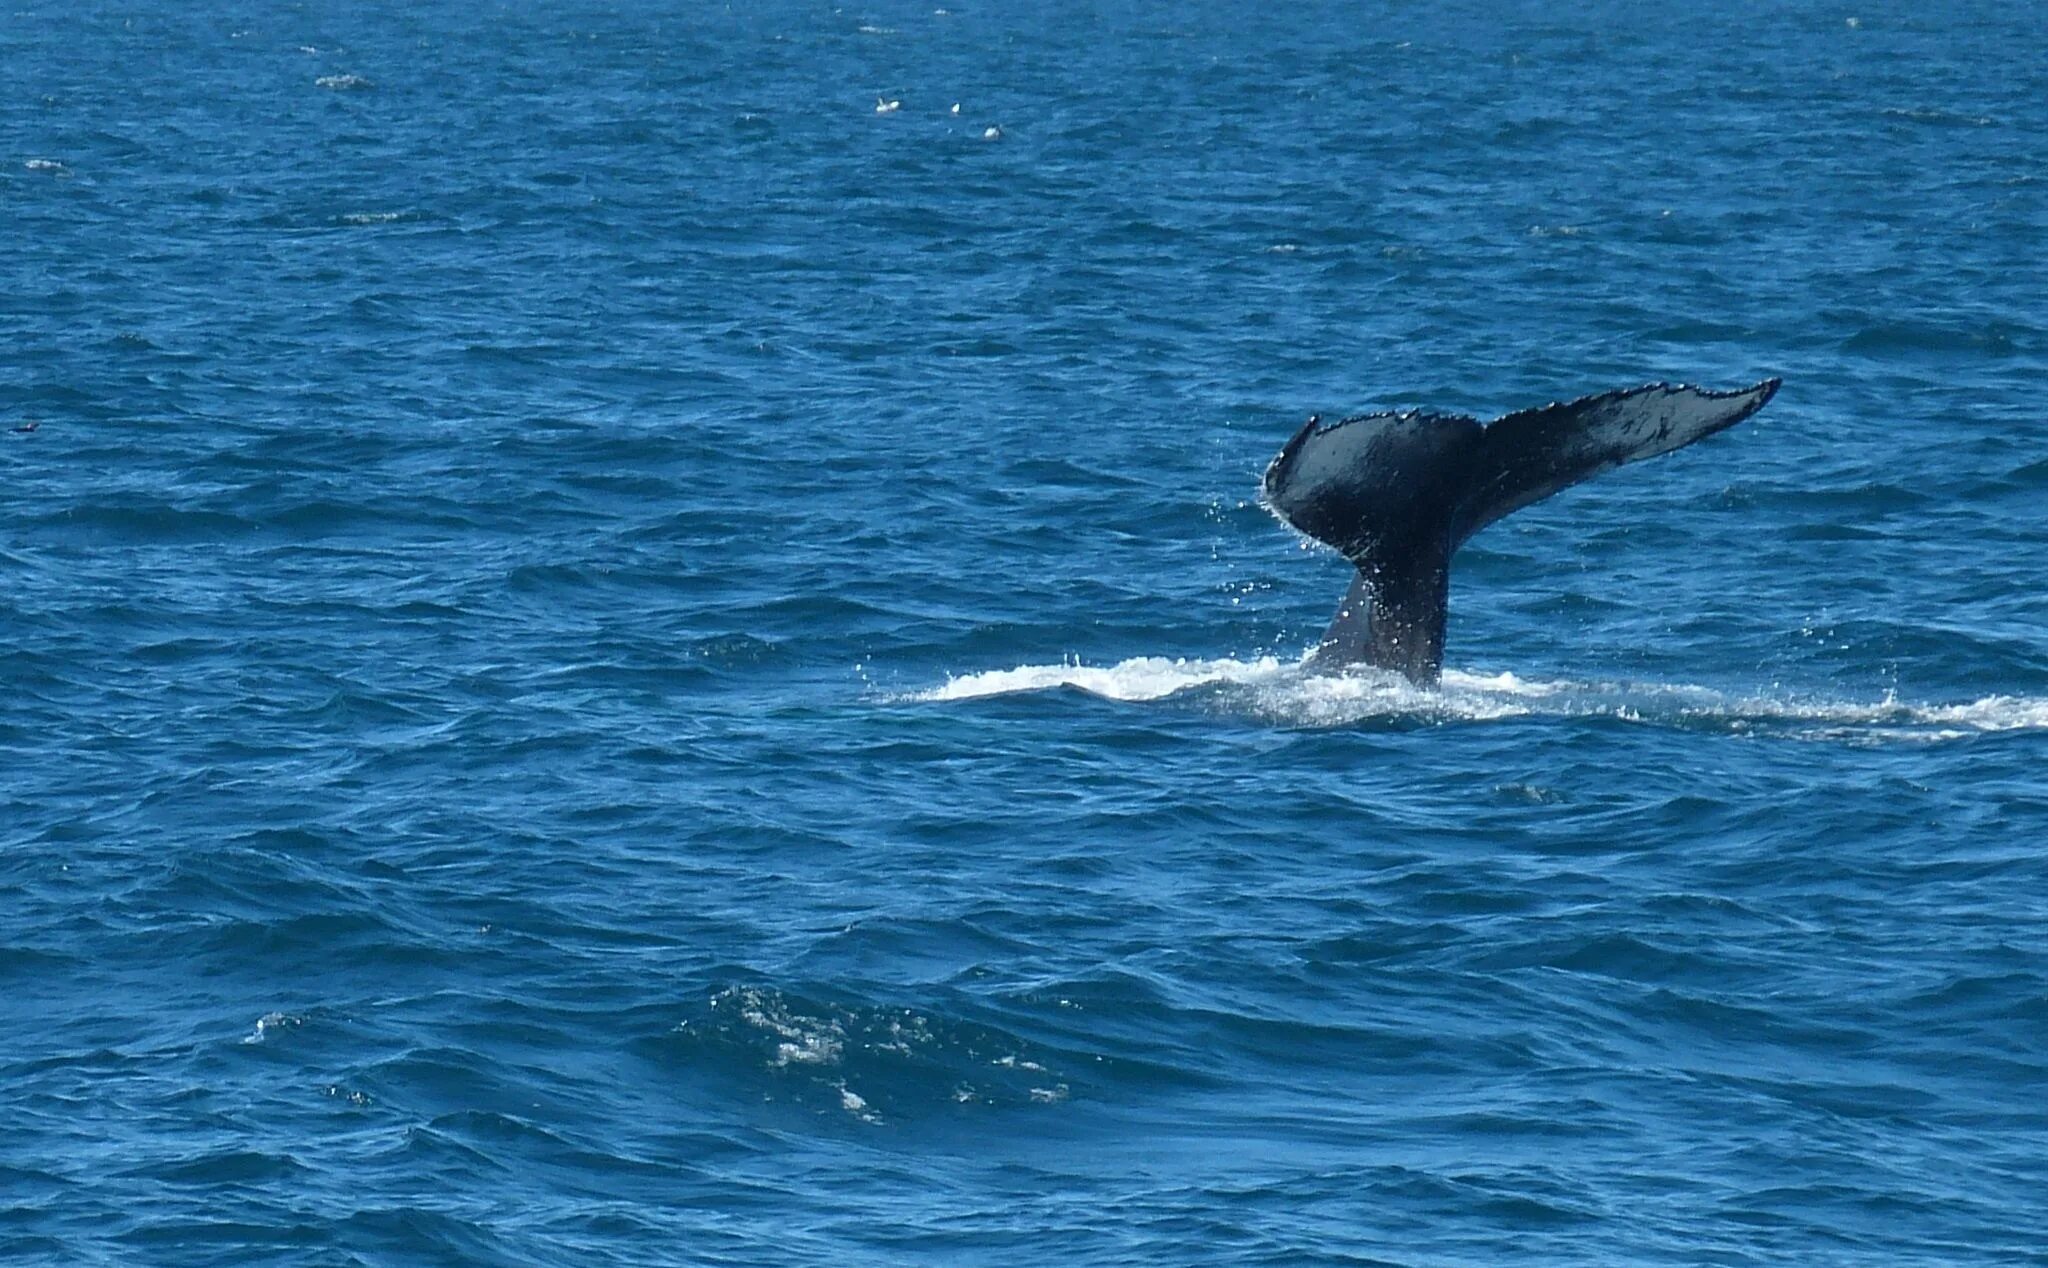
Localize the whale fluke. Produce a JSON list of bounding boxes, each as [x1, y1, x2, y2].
[[1261, 379, 1781, 685]]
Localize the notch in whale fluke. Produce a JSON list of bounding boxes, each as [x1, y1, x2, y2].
[[1262, 379, 1782, 685]]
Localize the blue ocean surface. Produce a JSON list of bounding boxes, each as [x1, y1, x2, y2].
[[5, 1, 2048, 1262]]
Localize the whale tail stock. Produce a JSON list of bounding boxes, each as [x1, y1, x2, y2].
[[1260, 379, 1782, 685]]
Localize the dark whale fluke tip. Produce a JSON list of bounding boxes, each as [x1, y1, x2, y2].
[[1263, 379, 1782, 685]]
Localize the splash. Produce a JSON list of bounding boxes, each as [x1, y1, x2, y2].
[[916, 655, 1555, 723], [919, 655, 1295, 703], [914, 655, 2048, 740]]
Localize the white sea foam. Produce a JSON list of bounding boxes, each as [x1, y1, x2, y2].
[[241, 1010, 302, 1044], [315, 73, 372, 91], [838, 1084, 880, 1122], [913, 654, 2048, 740], [920, 654, 1294, 703], [724, 987, 845, 1067]]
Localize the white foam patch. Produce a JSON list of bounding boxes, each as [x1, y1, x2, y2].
[[912, 655, 2048, 741], [241, 1011, 303, 1044], [913, 656, 1554, 726], [919, 655, 1293, 703], [721, 986, 846, 1068]]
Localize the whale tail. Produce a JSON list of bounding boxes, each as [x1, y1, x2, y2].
[[1261, 379, 1781, 685]]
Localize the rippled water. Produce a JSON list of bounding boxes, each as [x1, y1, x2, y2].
[[6, 1, 2048, 1263]]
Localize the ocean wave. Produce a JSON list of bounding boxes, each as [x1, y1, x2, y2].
[[913, 655, 2048, 740], [666, 985, 1078, 1122], [1880, 106, 1996, 128]]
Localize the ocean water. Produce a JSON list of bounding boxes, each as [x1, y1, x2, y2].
[[5, 0, 2048, 1262]]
